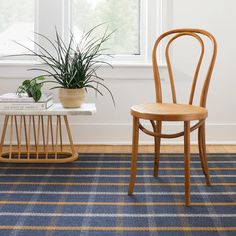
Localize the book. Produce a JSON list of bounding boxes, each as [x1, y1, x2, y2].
[[0, 98, 53, 110], [0, 93, 53, 103]]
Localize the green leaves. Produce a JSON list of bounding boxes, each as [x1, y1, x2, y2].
[[30, 86, 42, 102], [16, 77, 45, 102]]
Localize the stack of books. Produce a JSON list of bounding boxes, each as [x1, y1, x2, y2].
[[0, 93, 53, 110]]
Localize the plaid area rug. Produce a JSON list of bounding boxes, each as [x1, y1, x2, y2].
[[0, 153, 235, 236]]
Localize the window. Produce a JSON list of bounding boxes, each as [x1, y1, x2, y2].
[[71, 0, 140, 55], [0, 0, 165, 65], [0, 0, 34, 55]]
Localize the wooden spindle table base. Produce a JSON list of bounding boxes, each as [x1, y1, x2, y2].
[[0, 115, 77, 163]]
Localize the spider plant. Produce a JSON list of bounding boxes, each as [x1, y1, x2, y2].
[[13, 24, 115, 105]]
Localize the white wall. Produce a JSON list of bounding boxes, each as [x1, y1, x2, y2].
[[0, 0, 236, 145]]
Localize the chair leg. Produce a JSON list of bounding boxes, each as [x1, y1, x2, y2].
[[153, 121, 162, 177], [198, 124, 211, 186], [184, 121, 191, 206], [128, 116, 140, 195]]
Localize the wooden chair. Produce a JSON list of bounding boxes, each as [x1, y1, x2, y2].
[[128, 29, 217, 206]]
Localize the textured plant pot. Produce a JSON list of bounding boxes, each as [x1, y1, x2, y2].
[[59, 88, 85, 108]]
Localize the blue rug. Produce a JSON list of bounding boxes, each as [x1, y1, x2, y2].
[[0, 153, 235, 236]]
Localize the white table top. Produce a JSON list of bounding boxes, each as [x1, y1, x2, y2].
[[0, 103, 96, 116]]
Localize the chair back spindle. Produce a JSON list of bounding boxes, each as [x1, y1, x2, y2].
[[152, 29, 217, 107]]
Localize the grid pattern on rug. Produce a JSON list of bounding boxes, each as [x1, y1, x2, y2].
[[0, 153, 235, 236]]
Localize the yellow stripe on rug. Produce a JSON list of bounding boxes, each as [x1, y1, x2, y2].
[[0, 226, 235, 231]]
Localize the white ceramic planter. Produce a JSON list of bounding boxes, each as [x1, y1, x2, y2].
[[59, 88, 85, 108]]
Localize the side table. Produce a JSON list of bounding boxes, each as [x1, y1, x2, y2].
[[0, 103, 96, 163]]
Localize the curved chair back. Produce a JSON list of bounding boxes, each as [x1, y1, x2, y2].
[[152, 29, 217, 107]]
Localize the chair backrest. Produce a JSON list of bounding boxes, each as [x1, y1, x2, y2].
[[152, 28, 217, 107]]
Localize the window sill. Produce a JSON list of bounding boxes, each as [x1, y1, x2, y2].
[[0, 60, 167, 80], [0, 60, 40, 66]]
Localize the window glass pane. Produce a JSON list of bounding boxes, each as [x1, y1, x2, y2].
[[0, 0, 34, 55], [72, 0, 140, 55]]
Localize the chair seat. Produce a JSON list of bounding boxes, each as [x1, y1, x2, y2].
[[131, 103, 208, 121]]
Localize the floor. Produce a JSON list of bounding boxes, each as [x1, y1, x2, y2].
[[77, 145, 236, 153]]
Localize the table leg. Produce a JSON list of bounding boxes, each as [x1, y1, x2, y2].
[[64, 115, 77, 160], [0, 115, 9, 155]]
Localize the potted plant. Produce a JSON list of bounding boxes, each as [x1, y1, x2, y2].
[[15, 24, 115, 108], [16, 76, 45, 102]]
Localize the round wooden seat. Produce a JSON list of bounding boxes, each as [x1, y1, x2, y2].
[[131, 103, 208, 121]]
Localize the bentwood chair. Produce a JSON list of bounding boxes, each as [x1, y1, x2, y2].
[[128, 29, 217, 206]]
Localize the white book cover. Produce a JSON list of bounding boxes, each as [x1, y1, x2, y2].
[[0, 99, 53, 110], [0, 93, 53, 103]]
